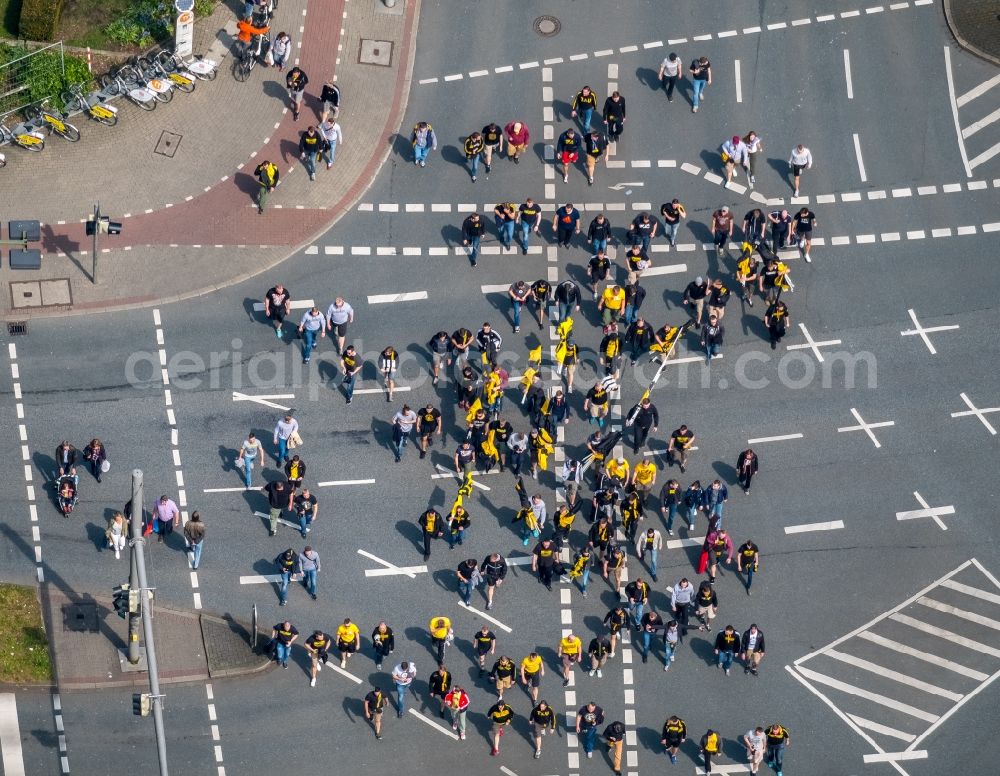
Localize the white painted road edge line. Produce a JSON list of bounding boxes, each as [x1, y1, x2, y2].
[[843, 49, 853, 99], [784, 520, 846, 534], [852, 133, 867, 182], [943, 46, 973, 178]]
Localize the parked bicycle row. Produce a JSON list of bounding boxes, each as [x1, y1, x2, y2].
[[0, 49, 218, 163]]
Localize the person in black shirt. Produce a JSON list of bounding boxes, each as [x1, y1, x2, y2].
[[587, 214, 613, 258], [689, 56, 711, 112], [743, 208, 767, 244], [530, 700, 556, 758], [298, 125, 325, 181], [371, 621, 395, 669], [417, 404, 442, 459], [736, 449, 759, 495], [764, 300, 790, 350], [626, 317, 654, 364], [270, 620, 298, 667], [481, 122, 504, 173], [464, 131, 485, 181], [584, 129, 608, 186], [304, 629, 332, 686], [683, 276, 709, 325], [263, 284, 291, 337], [552, 202, 581, 248], [792, 207, 817, 262], [629, 212, 658, 253], [472, 625, 496, 676], [462, 213, 486, 267], [588, 250, 612, 299], [668, 425, 695, 473], [660, 198, 686, 246], [427, 331, 450, 386], [480, 552, 507, 610], [264, 478, 293, 536], [624, 281, 646, 325], [701, 314, 724, 364], [557, 129, 582, 183], [768, 208, 792, 252], [603, 91, 626, 142], [629, 397, 659, 452], [364, 686, 388, 739], [489, 417, 513, 470], [285, 66, 308, 120], [419, 508, 442, 560], [554, 279, 581, 323], [576, 702, 605, 759], [604, 720, 627, 774], [530, 279, 551, 330], [518, 198, 541, 255]]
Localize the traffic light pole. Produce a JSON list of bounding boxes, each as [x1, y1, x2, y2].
[[127, 472, 142, 663], [92, 203, 99, 285], [129, 468, 169, 776]]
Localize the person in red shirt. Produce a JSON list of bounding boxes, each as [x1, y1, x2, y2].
[[444, 686, 470, 739], [504, 121, 530, 163]]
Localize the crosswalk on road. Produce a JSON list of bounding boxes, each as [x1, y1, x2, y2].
[[789, 559, 1000, 770]]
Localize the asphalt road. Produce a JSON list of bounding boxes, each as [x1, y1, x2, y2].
[[2, 2, 999, 776]]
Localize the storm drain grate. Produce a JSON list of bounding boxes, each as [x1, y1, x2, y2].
[[7, 321, 27, 335]]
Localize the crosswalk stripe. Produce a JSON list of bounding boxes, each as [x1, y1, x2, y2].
[[795, 666, 940, 722], [961, 106, 1000, 139], [856, 631, 989, 681], [917, 596, 1000, 631], [941, 578, 1000, 607], [0, 694, 26, 776], [846, 713, 916, 743], [825, 649, 963, 701], [890, 613, 1000, 658], [956, 73, 1000, 107]]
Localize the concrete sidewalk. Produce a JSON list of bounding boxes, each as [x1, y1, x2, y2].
[[38, 584, 271, 690], [945, 0, 1000, 65], [0, 0, 419, 319]]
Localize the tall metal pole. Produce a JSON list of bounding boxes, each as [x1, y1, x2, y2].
[[130, 469, 169, 776], [127, 472, 142, 663], [92, 202, 99, 284]]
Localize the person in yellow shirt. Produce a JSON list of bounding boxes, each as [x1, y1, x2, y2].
[[602, 456, 629, 488], [520, 651, 545, 702], [429, 616, 452, 663], [336, 617, 361, 669], [598, 284, 626, 326], [631, 459, 658, 507], [558, 631, 583, 687]]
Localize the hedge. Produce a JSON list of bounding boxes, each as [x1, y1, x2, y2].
[[19, 0, 65, 42]]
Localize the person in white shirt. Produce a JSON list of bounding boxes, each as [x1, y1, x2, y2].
[[324, 297, 354, 354], [721, 135, 749, 185], [238, 431, 264, 488], [297, 306, 325, 364], [391, 405, 418, 462], [273, 414, 299, 464], [744, 131, 763, 186], [391, 661, 417, 716], [658, 52, 682, 102], [319, 118, 343, 169], [671, 577, 695, 632], [788, 144, 813, 196], [635, 527, 663, 581], [743, 726, 766, 774]]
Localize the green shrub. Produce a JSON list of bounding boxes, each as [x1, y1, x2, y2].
[[194, 0, 216, 18], [18, 0, 63, 41], [102, 0, 172, 48]]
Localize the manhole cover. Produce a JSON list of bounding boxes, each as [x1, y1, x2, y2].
[[359, 39, 393, 67], [154, 130, 182, 158], [534, 15, 561, 37], [10, 279, 72, 309], [63, 602, 98, 632]]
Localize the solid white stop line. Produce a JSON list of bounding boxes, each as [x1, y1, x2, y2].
[[367, 291, 428, 304]]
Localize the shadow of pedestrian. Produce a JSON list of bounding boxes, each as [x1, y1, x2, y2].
[[341, 696, 363, 724], [699, 148, 725, 177], [552, 98, 572, 122], [389, 132, 412, 160], [637, 724, 665, 754], [394, 518, 426, 555], [765, 157, 791, 189], [279, 137, 299, 166], [234, 172, 261, 206], [262, 78, 287, 105], [85, 519, 109, 552], [711, 460, 737, 484], [431, 568, 453, 593], [440, 222, 464, 248], [635, 66, 662, 91], [689, 634, 717, 666], [440, 143, 466, 170]]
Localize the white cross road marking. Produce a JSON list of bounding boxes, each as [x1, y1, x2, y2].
[[950, 392, 999, 435], [357, 549, 426, 579], [837, 407, 894, 448], [895, 491, 956, 530], [863, 751, 929, 764], [457, 601, 513, 633], [367, 291, 428, 304], [232, 391, 295, 411], [251, 299, 314, 312], [239, 574, 283, 584], [366, 565, 428, 578], [784, 520, 845, 534], [746, 432, 803, 444], [786, 323, 842, 362], [408, 709, 459, 739], [252, 510, 300, 532], [0, 694, 26, 776], [900, 309, 959, 356], [432, 463, 491, 490]]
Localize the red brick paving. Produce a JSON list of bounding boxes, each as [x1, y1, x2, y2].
[[40, 0, 416, 255]]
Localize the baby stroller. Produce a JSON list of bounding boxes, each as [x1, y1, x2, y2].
[[55, 472, 79, 516]]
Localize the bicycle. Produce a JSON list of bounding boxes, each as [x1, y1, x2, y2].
[[116, 60, 173, 103], [99, 70, 158, 112], [141, 51, 196, 93], [61, 83, 119, 127], [0, 114, 46, 152], [24, 98, 81, 142], [155, 49, 216, 83], [234, 32, 269, 82]]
